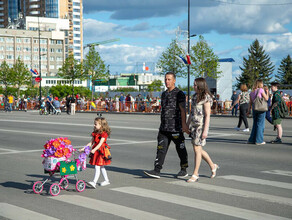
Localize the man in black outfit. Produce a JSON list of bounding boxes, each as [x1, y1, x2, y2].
[[144, 72, 188, 179]]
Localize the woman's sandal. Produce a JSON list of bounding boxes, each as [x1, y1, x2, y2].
[[187, 174, 199, 183], [211, 164, 219, 178]]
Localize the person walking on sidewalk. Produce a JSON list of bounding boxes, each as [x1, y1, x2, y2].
[[186, 78, 219, 182], [144, 72, 189, 179], [270, 81, 283, 144], [232, 84, 250, 132]]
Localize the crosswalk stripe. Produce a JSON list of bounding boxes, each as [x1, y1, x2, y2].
[[218, 175, 292, 190], [112, 187, 290, 220], [169, 181, 292, 206], [50, 195, 175, 220], [262, 170, 292, 177], [0, 203, 59, 220]]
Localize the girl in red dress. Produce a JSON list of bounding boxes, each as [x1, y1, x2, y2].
[[80, 117, 111, 188]]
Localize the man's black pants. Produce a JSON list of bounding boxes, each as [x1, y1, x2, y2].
[[154, 131, 188, 172]]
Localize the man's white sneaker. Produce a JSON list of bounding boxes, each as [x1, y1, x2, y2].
[[243, 128, 249, 132], [100, 181, 110, 186], [87, 181, 96, 188], [234, 127, 240, 131]]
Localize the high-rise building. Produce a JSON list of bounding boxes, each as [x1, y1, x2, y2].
[[0, 0, 83, 60]]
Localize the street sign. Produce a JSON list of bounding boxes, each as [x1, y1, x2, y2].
[[35, 77, 42, 82]]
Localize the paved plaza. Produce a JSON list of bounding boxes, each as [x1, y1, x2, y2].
[[0, 111, 291, 219]]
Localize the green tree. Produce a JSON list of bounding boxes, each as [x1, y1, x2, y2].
[[237, 39, 274, 89], [156, 39, 187, 77], [277, 55, 292, 86], [58, 54, 85, 97], [10, 58, 32, 98], [0, 60, 12, 97], [190, 35, 221, 78], [83, 46, 108, 101], [148, 79, 163, 92]]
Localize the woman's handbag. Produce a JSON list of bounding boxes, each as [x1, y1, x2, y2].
[[253, 89, 268, 112]]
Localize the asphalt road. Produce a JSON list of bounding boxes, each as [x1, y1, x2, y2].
[[0, 111, 291, 220]]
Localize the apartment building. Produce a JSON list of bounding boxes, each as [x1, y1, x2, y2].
[[0, 26, 67, 76], [0, 0, 83, 61]]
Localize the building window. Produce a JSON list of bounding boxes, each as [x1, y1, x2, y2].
[[73, 27, 80, 31], [56, 40, 62, 44], [50, 56, 54, 61], [0, 37, 4, 42], [6, 46, 14, 51], [34, 39, 38, 43], [56, 49, 62, 53], [50, 40, 55, 44], [23, 38, 30, 43], [74, 34, 80, 38], [33, 56, 38, 60], [56, 57, 62, 61], [50, 65, 55, 69], [24, 56, 31, 60], [51, 48, 55, 52], [6, 37, 14, 43], [40, 39, 47, 44], [73, 8, 80, 12], [6, 55, 14, 60], [73, 21, 80, 25], [34, 47, 38, 52], [74, 40, 80, 44], [0, 46, 4, 51]]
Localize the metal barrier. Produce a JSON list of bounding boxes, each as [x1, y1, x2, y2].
[[1, 100, 292, 116]]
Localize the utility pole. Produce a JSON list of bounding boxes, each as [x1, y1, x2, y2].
[[38, 16, 42, 108], [187, 0, 190, 114]]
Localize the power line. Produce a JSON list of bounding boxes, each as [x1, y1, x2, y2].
[[208, 0, 292, 6]]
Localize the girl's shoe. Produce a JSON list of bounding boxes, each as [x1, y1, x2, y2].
[[242, 128, 249, 132], [187, 174, 199, 183], [88, 181, 96, 189], [211, 164, 219, 178], [234, 127, 240, 131], [100, 181, 110, 186]]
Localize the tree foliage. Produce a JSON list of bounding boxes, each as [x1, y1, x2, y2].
[[156, 39, 187, 77], [237, 39, 274, 89], [83, 46, 108, 100], [148, 79, 163, 92], [58, 54, 85, 97], [49, 85, 91, 98], [190, 35, 221, 79], [0, 60, 13, 96], [277, 55, 292, 86], [10, 58, 32, 98]]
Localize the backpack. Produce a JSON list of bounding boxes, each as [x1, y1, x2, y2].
[[279, 98, 289, 118]]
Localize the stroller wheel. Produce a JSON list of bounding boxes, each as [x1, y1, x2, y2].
[[33, 181, 43, 194], [39, 110, 43, 115], [49, 183, 60, 196], [76, 180, 86, 192], [59, 178, 69, 190]]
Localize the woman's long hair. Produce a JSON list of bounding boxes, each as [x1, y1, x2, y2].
[[252, 79, 264, 91], [195, 77, 212, 103], [93, 117, 111, 136]]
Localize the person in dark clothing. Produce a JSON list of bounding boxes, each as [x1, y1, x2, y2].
[[144, 72, 188, 179], [231, 91, 239, 116], [66, 95, 71, 115]]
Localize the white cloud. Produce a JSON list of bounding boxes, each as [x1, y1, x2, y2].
[[95, 44, 164, 73]]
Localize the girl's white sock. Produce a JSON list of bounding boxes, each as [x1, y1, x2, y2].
[[93, 165, 101, 183], [101, 166, 109, 182]]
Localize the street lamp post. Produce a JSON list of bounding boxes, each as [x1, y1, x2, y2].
[[187, 0, 196, 114], [38, 16, 42, 108]]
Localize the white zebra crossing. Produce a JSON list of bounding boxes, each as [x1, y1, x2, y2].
[[50, 194, 175, 220], [218, 175, 292, 189], [0, 203, 59, 220], [169, 181, 292, 206], [261, 170, 292, 177], [111, 187, 290, 220], [3, 173, 291, 220]]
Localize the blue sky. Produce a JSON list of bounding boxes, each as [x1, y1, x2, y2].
[[82, 0, 292, 87]]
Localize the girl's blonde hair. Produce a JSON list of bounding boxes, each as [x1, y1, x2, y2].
[[253, 79, 264, 91], [93, 117, 111, 136]]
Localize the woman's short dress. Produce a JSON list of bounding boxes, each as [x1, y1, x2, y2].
[[189, 93, 213, 146]]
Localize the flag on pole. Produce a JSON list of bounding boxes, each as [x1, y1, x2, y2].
[[30, 69, 39, 76], [186, 55, 191, 65]]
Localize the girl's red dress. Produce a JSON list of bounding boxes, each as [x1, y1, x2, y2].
[[89, 132, 111, 166]]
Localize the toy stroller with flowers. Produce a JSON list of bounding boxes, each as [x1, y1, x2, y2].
[[32, 137, 90, 196]]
